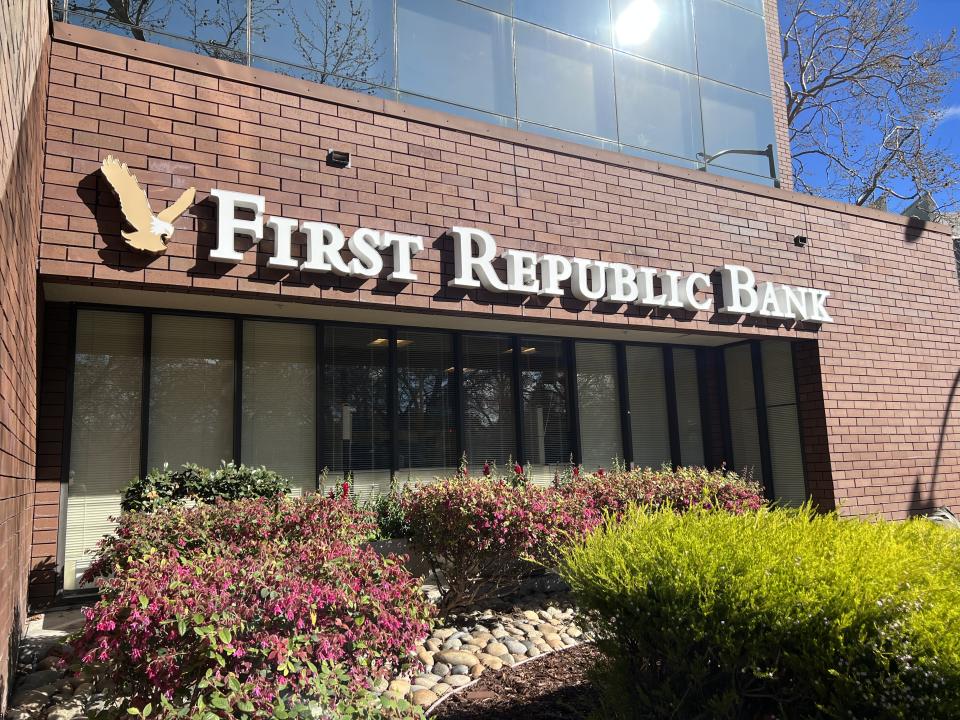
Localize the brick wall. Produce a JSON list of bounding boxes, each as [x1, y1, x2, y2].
[[0, 0, 47, 710], [764, 0, 793, 191]]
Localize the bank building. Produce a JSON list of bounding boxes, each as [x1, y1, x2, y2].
[[1, 0, 959, 703]]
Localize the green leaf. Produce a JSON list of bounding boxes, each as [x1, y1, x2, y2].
[[138, 594, 149, 610], [218, 627, 232, 644], [211, 695, 229, 710], [142, 703, 152, 718], [126, 709, 141, 717]]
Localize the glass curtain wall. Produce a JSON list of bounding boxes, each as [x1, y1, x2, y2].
[[58, 0, 778, 184], [576, 342, 623, 470], [462, 334, 516, 475], [625, 345, 671, 468], [519, 338, 571, 484], [673, 347, 706, 465], [761, 341, 806, 505], [724, 343, 763, 484]]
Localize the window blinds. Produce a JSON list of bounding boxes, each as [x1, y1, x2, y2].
[[148, 315, 235, 471], [761, 341, 806, 505], [576, 342, 623, 471], [724, 343, 763, 484], [65, 310, 143, 590], [673, 347, 705, 466], [242, 321, 316, 495], [625, 345, 671, 469], [520, 338, 570, 485], [462, 334, 516, 474]]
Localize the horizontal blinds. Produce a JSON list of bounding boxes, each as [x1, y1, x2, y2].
[[65, 310, 143, 590], [724, 343, 763, 484], [397, 330, 458, 481], [462, 334, 516, 474], [148, 315, 234, 471], [673, 348, 705, 466], [242, 321, 316, 495], [625, 345, 671, 469], [762, 341, 806, 505], [576, 342, 623, 471], [520, 337, 570, 485]]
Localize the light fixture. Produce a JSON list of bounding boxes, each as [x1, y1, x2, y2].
[[793, 235, 808, 247], [614, 0, 661, 46], [326, 149, 351, 168], [368, 338, 388, 347], [521, 346, 537, 354]]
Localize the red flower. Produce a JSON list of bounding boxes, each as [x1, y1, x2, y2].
[[513, 464, 523, 476], [482, 462, 491, 477], [341, 482, 350, 499]]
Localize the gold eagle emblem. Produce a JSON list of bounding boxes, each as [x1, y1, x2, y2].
[[100, 155, 196, 254]]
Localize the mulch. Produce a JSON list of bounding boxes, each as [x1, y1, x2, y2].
[[429, 643, 603, 720]]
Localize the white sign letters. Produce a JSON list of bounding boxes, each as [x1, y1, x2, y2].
[[212, 190, 832, 324]]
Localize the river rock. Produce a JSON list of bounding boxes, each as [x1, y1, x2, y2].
[[504, 639, 527, 655], [478, 653, 503, 670], [434, 650, 479, 667], [432, 682, 452, 695], [447, 674, 471, 688], [485, 641, 508, 657], [411, 689, 438, 707], [451, 664, 469, 675], [432, 662, 450, 677]]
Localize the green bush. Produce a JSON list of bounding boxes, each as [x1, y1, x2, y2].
[[561, 505, 960, 719], [121, 462, 290, 512], [364, 477, 410, 540]]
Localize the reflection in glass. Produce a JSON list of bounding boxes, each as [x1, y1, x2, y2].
[[700, 78, 777, 177], [672, 348, 705, 466], [462, 334, 516, 474], [397, 331, 458, 480], [576, 342, 623, 470], [613, 0, 695, 72], [693, 0, 771, 94], [520, 339, 570, 484], [724, 343, 762, 483], [398, 0, 515, 117], [615, 52, 702, 160], [515, 0, 612, 46], [625, 346, 671, 468], [516, 22, 617, 140]]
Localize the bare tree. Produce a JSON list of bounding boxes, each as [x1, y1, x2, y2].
[[781, 0, 960, 211], [68, 0, 172, 41]]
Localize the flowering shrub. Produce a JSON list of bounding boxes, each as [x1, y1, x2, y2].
[[73, 495, 431, 719], [401, 477, 596, 614], [121, 462, 289, 513]]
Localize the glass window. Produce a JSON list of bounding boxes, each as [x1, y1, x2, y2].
[[514, 0, 612, 45], [625, 346, 671, 468], [397, 330, 458, 481], [462, 334, 516, 474], [761, 341, 806, 505], [673, 348, 705, 465], [615, 52, 702, 160], [322, 326, 390, 496], [65, 310, 143, 590], [724, 343, 762, 485], [399, 92, 515, 128], [397, 0, 515, 117], [700, 78, 777, 177], [520, 338, 571, 484], [253, 0, 394, 90], [724, 0, 764, 15], [516, 22, 617, 140], [67, 0, 175, 39], [576, 342, 623, 470], [148, 315, 234, 471], [242, 321, 316, 495], [621, 144, 700, 169], [693, 0, 771, 94], [518, 121, 619, 150], [612, 0, 696, 73]]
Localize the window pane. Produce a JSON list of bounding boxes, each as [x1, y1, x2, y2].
[[615, 53, 702, 160], [694, 0, 771, 94], [397, 330, 458, 481], [625, 345, 671, 468], [397, 0, 515, 116], [612, 0, 696, 72], [724, 343, 762, 484], [322, 326, 390, 495], [148, 316, 234, 471], [65, 311, 143, 590], [253, 0, 394, 90], [515, 0, 612, 45], [399, 92, 516, 128], [673, 348, 705, 465], [242, 321, 316, 495], [762, 341, 806, 505], [520, 338, 570, 484], [576, 342, 622, 470], [516, 22, 617, 140], [462, 334, 516, 473], [700, 79, 777, 177]]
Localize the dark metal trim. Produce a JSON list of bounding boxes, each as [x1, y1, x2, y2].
[[388, 328, 399, 475], [139, 312, 152, 478], [789, 341, 810, 499], [616, 343, 633, 468], [315, 323, 324, 491], [663, 346, 682, 468], [233, 318, 243, 464], [452, 332, 465, 463], [566, 339, 582, 466], [55, 305, 79, 581], [512, 335, 524, 466], [751, 341, 775, 499]]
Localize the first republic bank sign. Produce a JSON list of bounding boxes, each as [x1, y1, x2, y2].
[[208, 190, 832, 325]]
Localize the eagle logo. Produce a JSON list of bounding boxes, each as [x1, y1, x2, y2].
[[100, 155, 196, 254]]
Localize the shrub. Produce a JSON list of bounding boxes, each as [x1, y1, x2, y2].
[[121, 462, 290, 513], [73, 495, 431, 719], [364, 477, 410, 540], [560, 505, 960, 720]]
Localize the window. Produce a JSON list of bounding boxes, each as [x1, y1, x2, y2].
[[520, 338, 571, 484], [462, 334, 516, 474], [514, 0, 612, 45], [515, 22, 617, 140], [625, 345, 671, 468], [148, 315, 234, 471], [612, 0, 696, 73], [615, 52, 702, 161], [724, 343, 763, 483], [397, 0, 515, 117], [761, 341, 806, 504], [322, 326, 390, 496], [397, 330, 458, 480], [693, 0, 771, 94], [242, 321, 316, 495], [700, 78, 777, 178], [673, 347, 705, 465], [576, 342, 623, 470], [64, 310, 143, 590]]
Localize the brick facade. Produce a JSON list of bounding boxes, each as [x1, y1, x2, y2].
[[0, 0, 47, 710], [764, 0, 793, 191]]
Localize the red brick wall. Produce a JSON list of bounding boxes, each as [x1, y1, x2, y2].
[[764, 0, 792, 191], [33, 18, 960, 563], [0, 0, 47, 709]]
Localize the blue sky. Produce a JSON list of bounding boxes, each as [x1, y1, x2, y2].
[[913, 1, 960, 136]]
